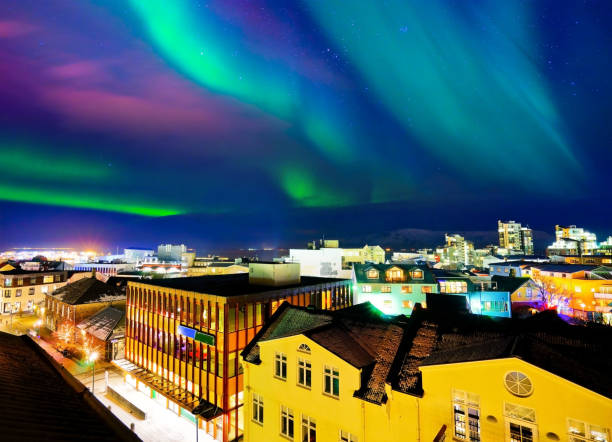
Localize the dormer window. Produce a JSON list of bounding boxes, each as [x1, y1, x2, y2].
[[411, 269, 424, 279], [366, 269, 379, 279], [386, 267, 403, 282]]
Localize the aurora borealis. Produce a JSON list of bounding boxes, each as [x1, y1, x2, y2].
[[1, 0, 611, 248]]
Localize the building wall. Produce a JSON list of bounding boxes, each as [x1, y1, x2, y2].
[[416, 358, 612, 441], [1, 271, 68, 315], [186, 265, 248, 277], [354, 282, 437, 316], [244, 334, 366, 442]]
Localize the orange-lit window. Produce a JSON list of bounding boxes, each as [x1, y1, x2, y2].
[[401, 286, 412, 294], [411, 270, 424, 279], [386, 268, 403, 282], [366, 269, 379, 279]]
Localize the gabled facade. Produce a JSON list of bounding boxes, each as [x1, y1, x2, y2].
[[352, 263, 438, 315]]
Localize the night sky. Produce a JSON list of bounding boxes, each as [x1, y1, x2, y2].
[[1, 1, 611, 251]]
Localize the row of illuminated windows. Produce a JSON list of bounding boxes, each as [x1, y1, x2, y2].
[[274, 350, 340, 398], [127, 298, 266, 334], [2, 300, 34, 313], [251, 394, 357, 442], [127, 325, 242, 377], [4, 288, 37, 297], [361, 285, 433, 294], [366, 268, 424, 281], [439, 281, 468, 294], [481, 301, 509, 312], [452, 389, 609, 442], [3, 275, 62, 287], [45, 298, 72, 319]]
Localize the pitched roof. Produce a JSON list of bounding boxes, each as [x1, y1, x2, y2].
[[0, 332, 140, 441], [241, 302, 405, 404], [244, 302, 612, 401], [77, 306, 125, 341], [51, 277, 124, 305]]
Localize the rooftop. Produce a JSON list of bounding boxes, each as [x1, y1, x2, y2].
[[0, 332, 139, 441], [243, 302, 612, 401], [130, 273, 347, 296], [77, 306, 125, 341], [51, 276, 125, 305]]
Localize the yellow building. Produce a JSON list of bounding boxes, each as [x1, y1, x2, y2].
[[1, 269, 69, 315], [341, 245, 386, 267], [242, 303, 612, 442]]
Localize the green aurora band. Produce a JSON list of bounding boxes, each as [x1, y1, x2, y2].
[[305, 0, 580, 189]]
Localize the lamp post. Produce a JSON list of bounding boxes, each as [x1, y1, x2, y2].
[[192, 402, 207, 442], [89, 351, 99, 394]]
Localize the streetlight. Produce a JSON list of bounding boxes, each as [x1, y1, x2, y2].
[[89, 351, 99, 394]]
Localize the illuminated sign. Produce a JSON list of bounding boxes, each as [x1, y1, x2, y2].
[[177, 325, 215, 346]]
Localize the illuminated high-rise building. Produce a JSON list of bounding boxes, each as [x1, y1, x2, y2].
[[498, 220, 534, 255]]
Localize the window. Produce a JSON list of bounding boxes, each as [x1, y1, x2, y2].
[[361, 285, 372, 293], [275, 353, 287, 380], [4, 290, 11, 298], [568, 419, 610, 442], [411, 269, 424, 279], [280, 405, 294, 439], [252, 393, 264, 425], [15, 289, 21, 297], [366, 269, 379, 279], [302, 415, 316, 442], [509, 422, 535, 442], [402, 300, 413, 309], [453, 390, 480, 441], [30, 277, 36, 284], [3, 303, 10, 313], [298, 343, 311, 353], [439, 281, 468, 294], [43, 276, 53, 283], [297, 358, 311, 388], [504, 372, 533, 397], [17, 278, 23, 286], [381, 285, 392, 293], [422, 286, 432, 293], [13, 302, 20, 312], [4, 278, 12, 287], [386, 267, 403, 282], [504, 403, 536, 423], [41, 286, 48, 294], [340, 430, 358, 442], [401, 285, 412, 294], [324, 366, 339, 397], [28, 288, 35, 296], [54, 274, 60, 282]]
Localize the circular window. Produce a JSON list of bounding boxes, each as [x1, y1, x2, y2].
[[504, 371, 533, 397]]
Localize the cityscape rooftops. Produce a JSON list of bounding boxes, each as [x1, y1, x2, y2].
[[0, 331, 139, 441], [243, 302, 612, 402]]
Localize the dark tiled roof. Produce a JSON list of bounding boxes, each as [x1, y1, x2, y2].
[[133, 274, 347, 297], [244, 302, 612, 402], [395, 308, 612, 399], [77, 306, 125, 341], [0, 332, 140, 441], [353, 263, 437, 285], [51, 277, 124, 305], [241, 302, 405, 404]]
